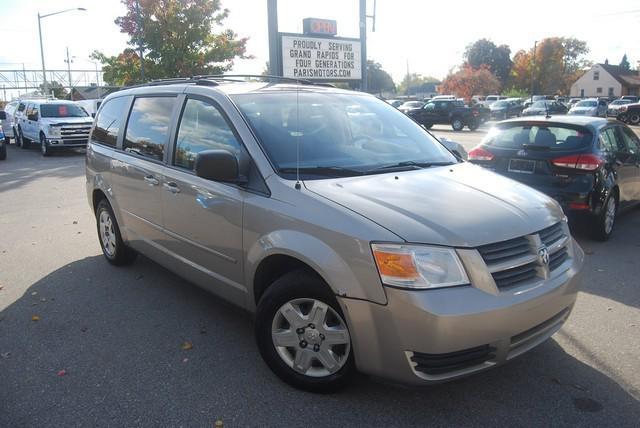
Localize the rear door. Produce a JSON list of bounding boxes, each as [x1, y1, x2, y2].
[[161, 95, 246, 303], [110, 95, 178, 243], [615, 125, 640, 202]]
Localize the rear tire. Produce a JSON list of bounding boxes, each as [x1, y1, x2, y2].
[[628, 113, 640, 125], [255, 270, 355, 393], [468, 121, 480, 131], [0, 143, 6, 160], [451, 118, 464, 131], [95, 199, 137, 265], [592, 193, 617, 241]]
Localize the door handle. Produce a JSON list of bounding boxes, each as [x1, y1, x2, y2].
[[143, 175, 160, 186], [163, 181, 181, 194]]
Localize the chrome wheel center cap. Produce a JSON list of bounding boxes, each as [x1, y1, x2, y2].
[[304, 328, 321, 344]]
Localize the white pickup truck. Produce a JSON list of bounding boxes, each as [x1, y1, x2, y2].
[[17, 100, 94, 156]]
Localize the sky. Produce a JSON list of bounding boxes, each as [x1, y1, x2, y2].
[[0, 0, 638, 97]]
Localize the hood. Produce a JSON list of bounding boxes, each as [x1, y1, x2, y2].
[[46, 116, 94, 125], [304, 162, 563, 247]]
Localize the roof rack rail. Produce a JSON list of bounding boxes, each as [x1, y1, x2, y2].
[[124, 74, 336, 89]]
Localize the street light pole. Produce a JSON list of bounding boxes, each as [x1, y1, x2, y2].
[[37, 12, 48, 96], [530, 40, 537, 97], [37, 7, 87, 98], [65, 47, 73, 99]]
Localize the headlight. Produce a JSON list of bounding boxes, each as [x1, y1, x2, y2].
[[48, 125, 61, 137], [371, 243, 469, 289]]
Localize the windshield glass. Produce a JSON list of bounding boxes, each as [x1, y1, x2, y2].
[[611, 100, 631, 105], [401, 101, 423, 108], [231, 92, 456, 178], [482, 123, 593, 150], [531, 101, 549, 109], [492, 101, 509, 108], [41, 103, 89, 118], [576, 100, 597, 107]]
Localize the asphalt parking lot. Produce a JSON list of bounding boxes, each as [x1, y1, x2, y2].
[[1, 141, 639, 427]]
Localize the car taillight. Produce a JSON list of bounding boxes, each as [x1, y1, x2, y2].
[[468, 146, 494, 161], [619, 106, 627, 112], [552, 154, 603, 171], [472, 110, 479, 116]]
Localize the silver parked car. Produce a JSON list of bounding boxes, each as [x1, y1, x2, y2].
[[86, 77, 584, 392], [568, 98, 607, 117]]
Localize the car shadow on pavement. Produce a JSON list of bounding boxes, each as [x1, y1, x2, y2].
[[0, 145, 85, 194], [1, 255, 639, 427], [570, 204, 640, 309]]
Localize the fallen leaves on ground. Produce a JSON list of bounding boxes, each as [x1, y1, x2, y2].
[[57, 369, 67, 377], [31, 315, 40, 322], [181, 341, 193, 351]]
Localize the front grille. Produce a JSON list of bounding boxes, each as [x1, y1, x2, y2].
[[478, 222, 570, 290], [477, 236, 530, 264], [491, 261, 538, 288], [549, 247, 568, 271], [410, 345, 496, 376], [539, 222, 564, 247], [60, 125, 91, 141]]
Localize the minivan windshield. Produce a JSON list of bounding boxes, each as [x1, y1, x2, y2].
[[41, 103, 89, 118], [231, 92, 456, 178], [482, 123, 593, 150]]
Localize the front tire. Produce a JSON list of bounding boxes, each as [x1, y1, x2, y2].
[[255, 270, 355, 393], [628, 113, 640, 125], [451, 118, 464, 131], [592, 193, 617, 241], [95, 199, 137, 265], [0, 143, 6, 160], [40, 133, 51, 157]]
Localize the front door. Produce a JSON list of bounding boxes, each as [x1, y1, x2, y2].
[[110, 96, 177, 243], [161, 96, 245, 303], [601, 126, 638, 204]]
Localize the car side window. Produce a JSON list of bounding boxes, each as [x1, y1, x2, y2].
[[92, 96, 130, 147], [123, 96, 176, 161], [599, 129, 616, 153], [603, 128, 625, 152], [423, 103, 435, 110], [618, 126, 639, 154], [174, 98, 243, 171]]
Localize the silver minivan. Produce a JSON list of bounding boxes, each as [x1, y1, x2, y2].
[[86, 78, 584, 392]]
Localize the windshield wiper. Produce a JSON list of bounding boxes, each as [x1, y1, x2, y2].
[[278, 166, 364, 177], [365, 160, 455, 174]]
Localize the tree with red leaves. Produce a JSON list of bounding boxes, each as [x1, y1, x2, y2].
[[439, 65, 501, 102], [92, 0, 250, 86]]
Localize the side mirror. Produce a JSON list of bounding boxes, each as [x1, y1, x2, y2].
[[91, 113, 96, 118], [27, 113, 38, 121], [195, 150, 245, 183]]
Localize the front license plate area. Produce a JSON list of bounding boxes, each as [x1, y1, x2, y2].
[[508, 159, 535, 174]]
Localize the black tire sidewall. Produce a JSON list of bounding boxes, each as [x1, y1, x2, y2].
[[96, 199, 136, 265], [255, 270, 355, 392], [451, 118, 463, 131], [593, 193, 617, 241], [40, 134, 50, 156]]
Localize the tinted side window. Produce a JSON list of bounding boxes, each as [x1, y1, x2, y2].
[[599, 130, 616, 152], [174, 98, 242, 170], [603, 128, 625, 151], [17, 103, 25, 112], [619, 126, 640, 153], [92, 97, 130, 147], [123, 97, 176, 161]]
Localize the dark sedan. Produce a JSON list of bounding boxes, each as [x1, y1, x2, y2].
[[468, 116, 640, 240], [490, 100, 522, 120], [522, 100, 568, 116]]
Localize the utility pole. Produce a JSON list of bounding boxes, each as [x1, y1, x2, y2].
[[267, 0, 280, 76], [37, 12, 48, 96], [530, 40, 537, 97], [95, 62, 101, 99], [65, 47, 73, 100], [359, 0, 367, 92], [135, 0, 145, 81]]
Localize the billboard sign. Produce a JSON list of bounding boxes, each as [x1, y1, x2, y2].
[[281, 34, 361, 81]]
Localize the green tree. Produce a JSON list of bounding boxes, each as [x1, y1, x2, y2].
[[619, 54, 631, 72], [40, 81, 68, 99], [94, 0, 250, 86], [365, 61, 395, 94], [464, 39, 512, 86], [397, 73, 440, 95]]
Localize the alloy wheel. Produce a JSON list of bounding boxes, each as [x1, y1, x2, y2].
[[99, 210, 117, 257], [271, 298, 350, 378], [604, 196, 616, 235]]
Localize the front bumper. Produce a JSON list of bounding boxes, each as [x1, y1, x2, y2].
[[45, 138, 88, 148], [339, 239, 583, 385]]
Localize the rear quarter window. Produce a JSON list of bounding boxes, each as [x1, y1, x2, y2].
[[123, 96, 176, 161], [483, 123, 593, 151]]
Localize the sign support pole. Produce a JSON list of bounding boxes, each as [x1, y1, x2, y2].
[[359, 0, 367, 92], [267, 0, 281, 76]]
